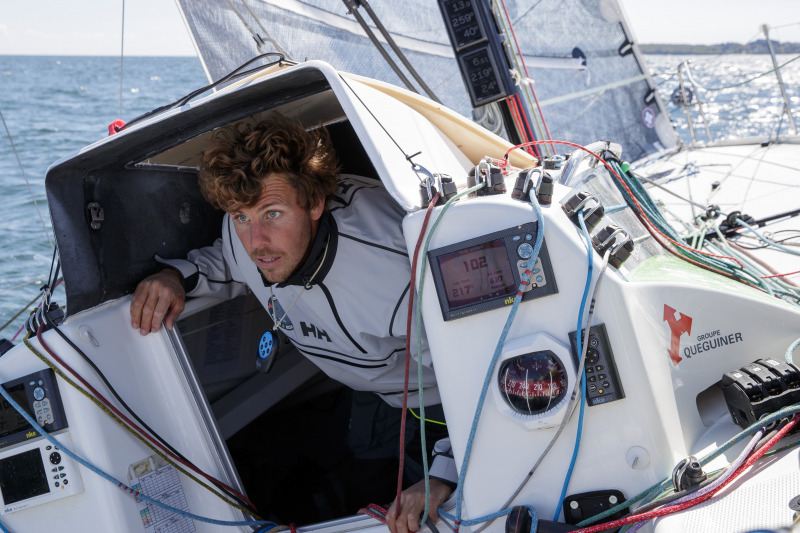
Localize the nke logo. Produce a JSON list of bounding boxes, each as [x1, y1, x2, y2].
[[26, 430, 37, 439], [663, 304, 692, 366], [300, 322, 331, 342]]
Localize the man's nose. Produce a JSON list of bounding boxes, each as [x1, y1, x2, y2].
[[249, 220, 271, 248]]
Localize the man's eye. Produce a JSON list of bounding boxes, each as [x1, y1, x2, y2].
[[235, 214, 248, 223], [267, 211, 280, 219]]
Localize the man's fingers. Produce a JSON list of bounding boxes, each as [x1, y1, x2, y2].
[[406, 511, 420, 533], [130, 286, 147, 329], [130, 270, 185, 335], [385, 503, 398, 533], [427, 506, 439, 524], [164, 299, 184, 330]]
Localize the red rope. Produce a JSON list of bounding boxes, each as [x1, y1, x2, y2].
[[514, 93, 540, 157], [504, 96, 525, 139], [504, 96, 538, 159], [498, 0, 552, 141], [397, 192, 441, 504], [572, 416, 799, 533], [34, 325, 255, 509], [357, 503, 389, 522], [762, 269, 800, 279]]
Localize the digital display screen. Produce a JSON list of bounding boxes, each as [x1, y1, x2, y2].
[[437, 239, 515, 309], [440, 0, 486, 49], [0, 384, 31, 440], [458, 46, 507, 105], [0, 448, 49, 505]]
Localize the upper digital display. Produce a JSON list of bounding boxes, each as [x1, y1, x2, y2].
[[439, 0, 486, 50], [0, 385, 31, 441], [437, 239, 515, 309]]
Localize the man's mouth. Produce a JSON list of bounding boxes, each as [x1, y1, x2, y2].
[[254, 255, 280, 268]]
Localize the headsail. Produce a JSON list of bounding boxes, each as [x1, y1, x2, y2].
[[175, 0, 677, 162]]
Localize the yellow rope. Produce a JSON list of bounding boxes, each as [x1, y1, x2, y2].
[[408, 408, 446, 426]]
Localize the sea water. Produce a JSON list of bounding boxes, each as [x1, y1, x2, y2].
[[0, 55, 207, 338], [0, 53, 797, 338]]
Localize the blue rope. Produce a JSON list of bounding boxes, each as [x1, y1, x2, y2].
[[440, 504, 538, 532], [413, 182, 485, 526], [604, 204, 629, 215], [0, 384, 274, 529], [452, 192, 545, 529], [552, 211, 593, 520], [0, 517, 9, 533]]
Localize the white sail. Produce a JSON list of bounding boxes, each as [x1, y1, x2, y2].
[[175, 0, 677, 162]]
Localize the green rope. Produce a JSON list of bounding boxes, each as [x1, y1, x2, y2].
[[414, 183, 485, 527]]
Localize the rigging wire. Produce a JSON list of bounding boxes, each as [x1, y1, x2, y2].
[[495, 0, 552, 141], [0, 278, 43, 295], [119, 0, 125, 119], [119, 53, 293, 132], [0, 292, 41, 335], [686, 54, 800, 92], [0, 108, 54, 249]]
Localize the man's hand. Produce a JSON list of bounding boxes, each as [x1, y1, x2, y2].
[[130, 269, 185, 335], [386, 478, 452, 533]]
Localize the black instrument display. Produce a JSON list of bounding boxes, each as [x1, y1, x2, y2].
[[0, 369, 68, 450], [428, 222, 557, 321]]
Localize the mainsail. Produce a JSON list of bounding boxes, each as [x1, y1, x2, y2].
[[175, 0, 677, 162]]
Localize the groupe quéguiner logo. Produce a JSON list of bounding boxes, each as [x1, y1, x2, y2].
[[663, 304, 743, 366]]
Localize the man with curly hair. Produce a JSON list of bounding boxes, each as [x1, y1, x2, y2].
[[130, 115, 453, 533]]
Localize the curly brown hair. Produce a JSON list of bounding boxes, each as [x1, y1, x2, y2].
[[198, 114, 340, 212]]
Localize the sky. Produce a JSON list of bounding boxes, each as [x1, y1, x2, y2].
[[0, 0, 799, 56]]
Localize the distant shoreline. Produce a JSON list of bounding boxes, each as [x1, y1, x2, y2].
[[640, 40, 800, 54]]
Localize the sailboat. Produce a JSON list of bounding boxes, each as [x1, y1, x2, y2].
[[0, 1, 798, 532]]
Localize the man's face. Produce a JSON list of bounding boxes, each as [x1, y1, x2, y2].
[[230, 173, 324, 284]]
